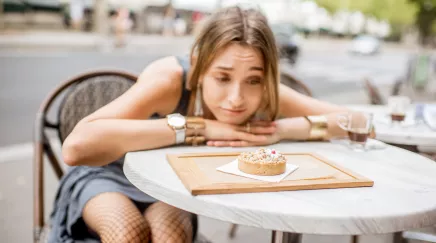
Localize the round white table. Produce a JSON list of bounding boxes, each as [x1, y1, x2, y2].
[[349, 105, 436, 152], [124, 142, 436, 243]]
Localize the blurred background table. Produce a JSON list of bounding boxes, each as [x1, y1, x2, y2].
[[349, 104, 436, 154]]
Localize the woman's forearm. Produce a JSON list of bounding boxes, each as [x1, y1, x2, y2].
[[278, 113, 347, 141], [277, 117, 311, 141], [62, 119, 175, 167]]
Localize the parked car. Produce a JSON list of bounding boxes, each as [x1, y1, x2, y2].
[[349, 35, 381, 55], [271, 23, 302, 65], [3, 0, 63, 13]]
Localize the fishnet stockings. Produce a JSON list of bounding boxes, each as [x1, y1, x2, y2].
[[83, 192, 150, 243], [82, 192, 194, 243], [144, 202, 193, 243]]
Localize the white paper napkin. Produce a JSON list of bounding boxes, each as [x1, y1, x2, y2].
[[216, 159, 299, 183]]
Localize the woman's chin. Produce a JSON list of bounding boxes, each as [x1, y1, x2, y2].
[[214, 113, 249, 125]]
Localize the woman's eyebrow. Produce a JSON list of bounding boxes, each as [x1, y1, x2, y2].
[[216, 66, 233, 71], [215, 66, 264, 71], [249, 66, 264, 71]]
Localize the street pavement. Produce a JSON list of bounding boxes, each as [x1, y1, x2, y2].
[[0, 31, 426, 243]]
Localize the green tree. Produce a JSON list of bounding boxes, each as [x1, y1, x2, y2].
[[315, 0, 416, 25], [409, 0, 436, 45], [314, 0, 418, 40]]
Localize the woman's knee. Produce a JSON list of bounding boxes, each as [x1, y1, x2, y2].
[[92, 206, 151, 243], [82, 192, 151, 243], [145, 202, 193, 243], [99, 219, 150, 243]]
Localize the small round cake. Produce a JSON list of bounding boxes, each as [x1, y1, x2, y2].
[[238, 148, 286, 176]]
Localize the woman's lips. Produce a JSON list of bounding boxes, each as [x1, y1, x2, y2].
[[220, 107, 246, 115]]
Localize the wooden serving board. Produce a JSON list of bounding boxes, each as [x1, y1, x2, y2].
[[166, 152, 374, 195]]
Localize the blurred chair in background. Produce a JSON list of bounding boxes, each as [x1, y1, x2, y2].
[[395, 52, 436, 102], [391, 78, 403, 96], [363, 78, 386, 105], [280, 71, 313, 97]]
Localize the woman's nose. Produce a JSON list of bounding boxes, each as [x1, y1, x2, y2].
[[228, 85, 244, 107]]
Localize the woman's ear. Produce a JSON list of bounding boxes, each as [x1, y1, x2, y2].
[[190, 54, 197, 66], [197, 76, 204, 87]]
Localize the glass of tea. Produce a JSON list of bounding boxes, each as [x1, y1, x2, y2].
[[388, 96, 411, 125], [337, 112, 373, 152]]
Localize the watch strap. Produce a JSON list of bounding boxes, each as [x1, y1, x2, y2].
[[175, 128, 186, 144]]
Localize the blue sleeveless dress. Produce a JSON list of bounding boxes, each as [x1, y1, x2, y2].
[[48, 56, 195, 243]]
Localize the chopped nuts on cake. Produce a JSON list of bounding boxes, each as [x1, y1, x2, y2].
[[238, 148, 286, 164]]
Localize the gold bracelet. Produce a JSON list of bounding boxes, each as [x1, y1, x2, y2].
[[185, 136, 206, 145], [186, 117, 206, 129], [304, 115, 328, 141], [185, 117, 206, 146]]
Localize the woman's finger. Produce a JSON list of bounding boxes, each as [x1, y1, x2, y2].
[[207, 141, 232, 147], [207, 140, 253, 147], [228, 141, 252, 147], [250, 120, 276, 127], [235, 124, 276, 134], [248, 125, 276, 134], [236, 132, 267, 143]]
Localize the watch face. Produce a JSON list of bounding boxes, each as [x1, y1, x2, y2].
[[169, 115, 186, 127]]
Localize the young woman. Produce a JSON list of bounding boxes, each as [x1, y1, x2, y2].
[[50, 6, 351, 243]]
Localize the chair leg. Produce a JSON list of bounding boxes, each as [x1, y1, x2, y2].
[[285, 232, 301, 243], [229, 224, 238, 238], [393, 232, 407, 243], [352, 235, 358, 243], [353, 232, 409, 243], [271, 231, 301, 243], [271, 231, 282, 243]]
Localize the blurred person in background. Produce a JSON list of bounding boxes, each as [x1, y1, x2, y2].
[[69, 0, 85, 31], [114, 7, 133, 48], [174, 13, 187, 36], [191, 11, 205, 35], [51, 6, 353, 243], [162, 4, 175, 36]]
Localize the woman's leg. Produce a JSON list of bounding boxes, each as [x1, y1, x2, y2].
[[144, 202, 194, 243], [82, 192, 150, 243]]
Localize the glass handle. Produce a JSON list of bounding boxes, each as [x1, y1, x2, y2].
[[337, 114, 349, 131]]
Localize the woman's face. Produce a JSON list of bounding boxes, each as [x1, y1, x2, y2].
[[201, 43, 265, 125]]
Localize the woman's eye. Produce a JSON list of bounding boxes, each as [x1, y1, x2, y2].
[[215, 76, 230, 82], [248, 79, 262, 85]]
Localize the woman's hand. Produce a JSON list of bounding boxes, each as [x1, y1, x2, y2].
[[205, 120, 280, 147]]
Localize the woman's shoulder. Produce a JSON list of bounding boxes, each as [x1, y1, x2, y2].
[[140, 56, 184, 81], [133, 56, 188, 116], [137, 56, 184, 92]]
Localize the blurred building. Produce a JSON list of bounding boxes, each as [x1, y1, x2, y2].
[[2, 0, 65, 29], [1, 0, 392, 39]]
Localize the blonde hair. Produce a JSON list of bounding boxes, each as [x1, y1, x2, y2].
[[188, 6, 280, 121]]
